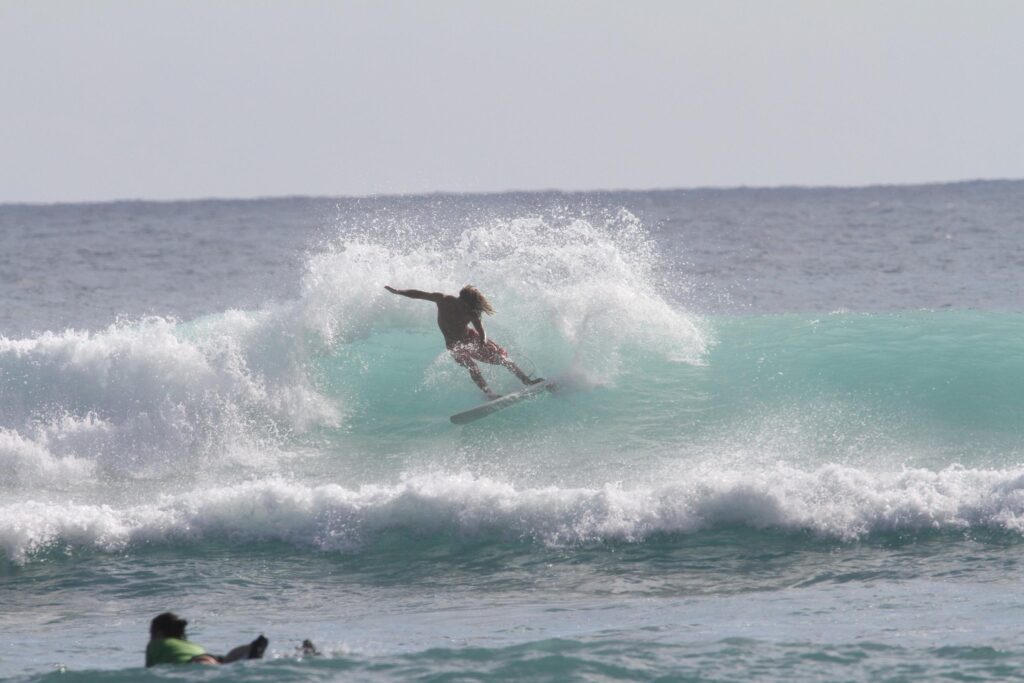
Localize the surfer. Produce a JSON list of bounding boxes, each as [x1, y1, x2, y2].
[[145, 612, 268, 667], [384, 284, 542, 399]]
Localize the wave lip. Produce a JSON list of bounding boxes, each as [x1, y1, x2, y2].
[[5, 466, 1024, 563]]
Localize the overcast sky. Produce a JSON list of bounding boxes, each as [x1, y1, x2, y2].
[[2, 0, 1022, 203]]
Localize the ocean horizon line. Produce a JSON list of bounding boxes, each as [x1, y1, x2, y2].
[[3, 176, 1022, 209]]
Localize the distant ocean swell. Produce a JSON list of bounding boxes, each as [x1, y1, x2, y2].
[[5, 465, 1024, 564]]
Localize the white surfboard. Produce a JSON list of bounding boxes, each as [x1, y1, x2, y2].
[[450, 380, 555, 425]]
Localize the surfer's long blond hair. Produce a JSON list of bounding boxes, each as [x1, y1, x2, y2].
[[459, 285, 495, 315]]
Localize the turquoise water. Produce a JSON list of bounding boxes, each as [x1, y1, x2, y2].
[[2, 185, 1024, 681]]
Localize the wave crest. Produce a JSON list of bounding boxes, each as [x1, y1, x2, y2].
[[6, 466, 1024, 563]]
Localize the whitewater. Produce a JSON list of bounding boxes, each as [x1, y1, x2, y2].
[[2, 182, 1023, 681]]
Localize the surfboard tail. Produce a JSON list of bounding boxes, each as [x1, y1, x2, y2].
[[450, 379, 554, 424]]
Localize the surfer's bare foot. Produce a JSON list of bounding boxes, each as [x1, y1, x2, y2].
[[527, 377, 545, 385], [485, 391, 502, 400], [248, 635, 268, 659]]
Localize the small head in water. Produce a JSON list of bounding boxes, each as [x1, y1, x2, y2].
[[459, 285, 494, 315], [151, 612, 188, 640]]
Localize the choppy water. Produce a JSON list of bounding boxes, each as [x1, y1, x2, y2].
[[1, 181, 1023, 681]]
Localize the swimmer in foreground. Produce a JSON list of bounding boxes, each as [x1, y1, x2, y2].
[[145, 612, 268, 667], [384, 284, 543, 400]]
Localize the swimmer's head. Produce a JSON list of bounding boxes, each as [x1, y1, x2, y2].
[[150, 612, 188, 640]]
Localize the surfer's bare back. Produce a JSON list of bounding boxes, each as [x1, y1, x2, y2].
[[384, 285, 542, 400]]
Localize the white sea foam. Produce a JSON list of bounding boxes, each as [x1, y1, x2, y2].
[[0, 314, 339, 484], [4, 466, 1024, 563], [0, 427, 94, 488]]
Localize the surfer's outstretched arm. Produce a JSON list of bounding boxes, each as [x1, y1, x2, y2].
[[384, 285, 444, 302]]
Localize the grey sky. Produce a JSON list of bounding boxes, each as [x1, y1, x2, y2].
[[2, 0, 1022, 203]]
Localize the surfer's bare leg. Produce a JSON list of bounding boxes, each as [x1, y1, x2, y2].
[[500, 357, 542, 385], [220, 645, 251, 663], [464, 339, 541, 387], [221, 635, 268, 663], [455, 356, 500, 400]]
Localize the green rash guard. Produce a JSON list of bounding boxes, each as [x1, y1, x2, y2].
[[145, 637, 208, 666]]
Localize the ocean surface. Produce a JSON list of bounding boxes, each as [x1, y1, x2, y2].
[[1, 181, 1023, 681]]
